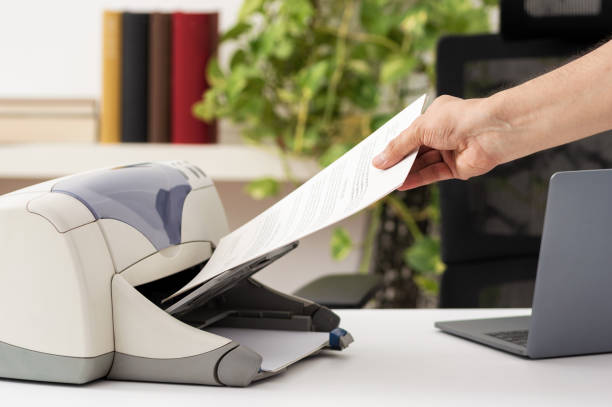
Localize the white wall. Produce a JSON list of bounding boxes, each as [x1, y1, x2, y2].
[[0, 0, 242, 98]]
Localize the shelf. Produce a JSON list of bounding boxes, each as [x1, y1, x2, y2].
[[0, 143, 320, 182]]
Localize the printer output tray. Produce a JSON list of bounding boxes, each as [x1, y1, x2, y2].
[[206, 327, 330, 373], [157, 241, 352, 383], [165, 242, 299, 316]]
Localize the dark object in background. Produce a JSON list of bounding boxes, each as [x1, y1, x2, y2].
[[294, 188, 433, 309], [293, 274, 382, 309], [436, 34, 612, 307], [371, 189, 435, 308], [121, 13, 149, 143], [148, 13, 171, 143], [501, 0, 612, 40]]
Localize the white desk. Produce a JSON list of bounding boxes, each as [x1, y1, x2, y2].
[[2, 309, 611, 406]]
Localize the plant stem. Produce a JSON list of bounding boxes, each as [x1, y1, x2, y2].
[[361, 114, 370, 139], [293, 92, 311, 154], [315, 26, 400, 53], [400, 26, 412, 53], [322, 1, 355, 126], [385, 193, 423, 241], [278, 147, 300, 188], [358, 202, 383, 274]]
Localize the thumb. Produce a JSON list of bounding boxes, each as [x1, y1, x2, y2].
[[372, 122, 422, 169]]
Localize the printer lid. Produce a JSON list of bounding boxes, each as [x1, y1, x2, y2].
[[52, 163, 191, 250]]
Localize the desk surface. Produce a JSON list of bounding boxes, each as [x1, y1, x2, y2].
[[3, 309, 611, 406]]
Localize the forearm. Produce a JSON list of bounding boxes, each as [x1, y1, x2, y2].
[[487, 39, 612, 164]]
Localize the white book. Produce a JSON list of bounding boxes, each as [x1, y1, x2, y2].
[[0, 99, 98, 143]]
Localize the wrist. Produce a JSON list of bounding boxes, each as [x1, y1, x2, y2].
[[486, 90, 517, 129], [482, 90, 537, 165]]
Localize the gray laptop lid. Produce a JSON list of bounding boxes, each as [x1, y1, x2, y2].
[[528, 169, 612, 358]]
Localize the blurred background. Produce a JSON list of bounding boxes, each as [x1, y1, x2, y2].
[[1, 0, 611, 309]]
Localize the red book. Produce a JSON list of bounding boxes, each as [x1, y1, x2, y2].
[[171, 12, 218, 144]]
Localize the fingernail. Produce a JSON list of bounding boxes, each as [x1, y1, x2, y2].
[[372, 153, 387, 168]]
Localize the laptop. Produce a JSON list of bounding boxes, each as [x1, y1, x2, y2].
[[436, 169, 612, 358]]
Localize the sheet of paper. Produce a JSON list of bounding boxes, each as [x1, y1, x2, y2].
[[172, 94, 425, 298], [206, 327, 329, 372]]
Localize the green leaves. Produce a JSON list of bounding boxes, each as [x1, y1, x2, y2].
[[196, 0, 497, 297], [319, 143, 352, 168], [297, 60, 330, 96], [404, 236, 445, 295], [245, 177, 280, 200], [221, 22, 252, 42], [400, 8, 428, 36], [404, 237, 445, 275], [238, 0, 265, 21], [370, 113, 394, 132], [331, 227, 353, 261], [346, 59, 372, 76], [360, 0, 395, 35], [192, 90, 217, 122], [200, 0, 495, 160], [347, 77, 378, 109], [280, 0, 313, 34], [413, 275, 439, 295], [380, 54, 417, 84]]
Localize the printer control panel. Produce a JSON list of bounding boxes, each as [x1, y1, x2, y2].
[[165, 161, 213, 190]]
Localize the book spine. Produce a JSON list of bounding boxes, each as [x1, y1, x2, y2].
[[121, 12, 149, 143], [101, 11, 122, 143], [148, 13, 171, 143], [171, 12, 218, 144], [207, 13, 219, 143]]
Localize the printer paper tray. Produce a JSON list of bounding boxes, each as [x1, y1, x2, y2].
[[165, 242, 299, 316], [206, 327, 329, 372]]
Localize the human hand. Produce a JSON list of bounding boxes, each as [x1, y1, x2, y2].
[[372, 95, 514, 190]]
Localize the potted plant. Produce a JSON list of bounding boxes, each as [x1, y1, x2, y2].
[[195, 0, 496, 306]]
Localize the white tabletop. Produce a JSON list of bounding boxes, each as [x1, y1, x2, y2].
[[3, 309, 611, 406]]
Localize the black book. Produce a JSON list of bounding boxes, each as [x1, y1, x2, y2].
[[121, 12, 149, 142]]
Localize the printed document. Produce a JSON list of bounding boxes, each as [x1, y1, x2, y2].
[[171, 94, 426, 298]]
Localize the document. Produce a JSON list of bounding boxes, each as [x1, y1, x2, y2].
[[170, 94, 426, 299], [206, 327, 330, 372]]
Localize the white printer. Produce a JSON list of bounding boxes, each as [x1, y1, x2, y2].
[[0, 161, 352, 386]]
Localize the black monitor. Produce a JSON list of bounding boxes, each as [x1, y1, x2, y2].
[[501, 0, 612, 40], [436, 34, 612, 307]]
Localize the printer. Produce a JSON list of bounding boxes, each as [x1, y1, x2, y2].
[[0, 161, 352, 386]]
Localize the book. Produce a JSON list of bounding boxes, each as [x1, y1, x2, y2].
[[121, 12, 149, 143], [0, 99, 98, 143], [166, 96, 427, 304], [171, 12, 218, 144], [148, 13, 171, 143], [100, 11, 122, 143], [0, 99, 97, 116]]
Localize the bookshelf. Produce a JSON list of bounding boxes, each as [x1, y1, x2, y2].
[[0, 143, 319, 182]]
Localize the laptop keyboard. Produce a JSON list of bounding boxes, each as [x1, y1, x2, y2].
[[487, 330, 529, 347]]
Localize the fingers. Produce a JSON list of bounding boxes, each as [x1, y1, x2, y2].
[[398, 162, 453, 191], [411, 148, 442, 172], [372, 121, 422, 169]]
